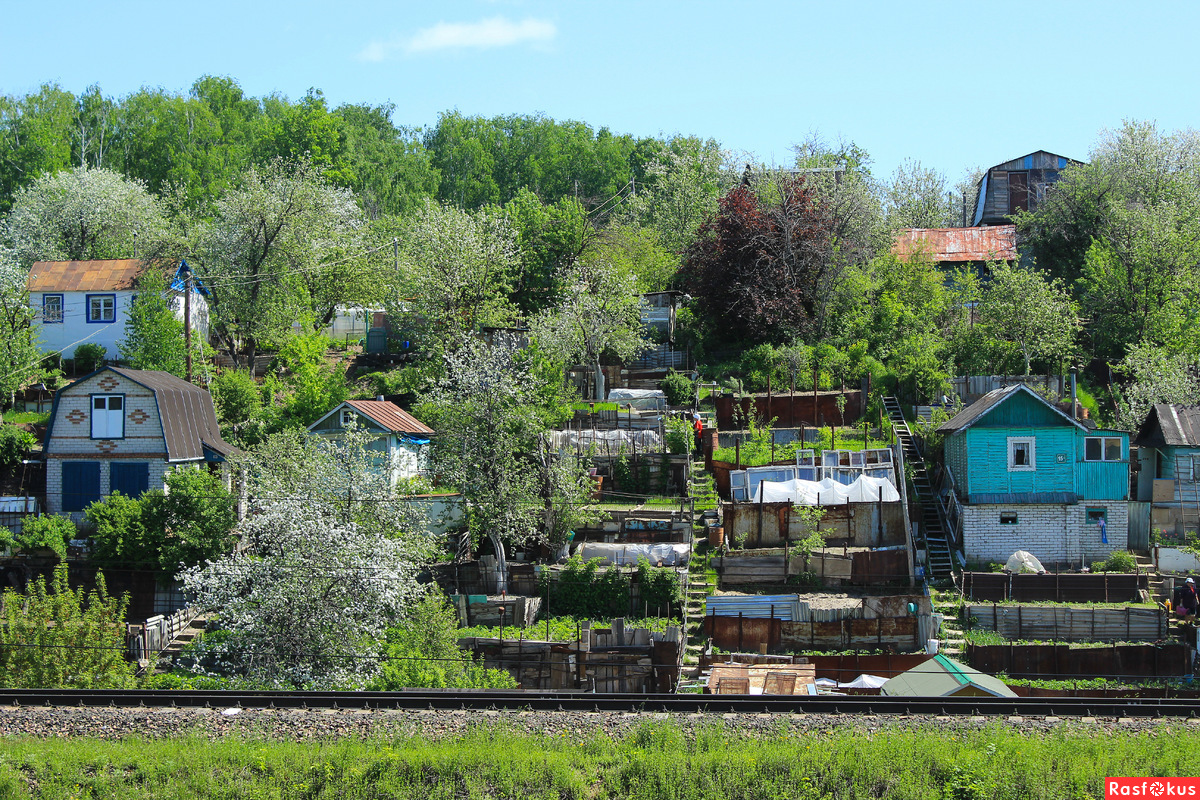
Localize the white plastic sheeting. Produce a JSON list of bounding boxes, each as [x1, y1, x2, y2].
[[839, 674, 889, 689], [576, 542, 690, 566], [607, 388, 667, 410], [1004, 550, 1046, 574], [550, 429, 662, 455], [751, 475, 900, 505]]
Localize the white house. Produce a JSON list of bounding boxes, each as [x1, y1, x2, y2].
[[307, 399, 434, 485], [27, 259, 208, 361]]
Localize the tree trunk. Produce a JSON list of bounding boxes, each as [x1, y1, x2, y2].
[[490, 532, 508, 594], [594, 361, 606, 401]]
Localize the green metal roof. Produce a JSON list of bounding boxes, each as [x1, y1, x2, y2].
[[881, 655, 1017, 698]]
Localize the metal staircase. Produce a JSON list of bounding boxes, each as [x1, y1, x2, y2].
[[884, 396, 955, 580]]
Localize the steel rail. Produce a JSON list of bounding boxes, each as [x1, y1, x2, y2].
[[1, 689, 1198, 717]]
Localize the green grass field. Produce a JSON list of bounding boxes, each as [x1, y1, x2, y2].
[[0, 721, 1195, 799]]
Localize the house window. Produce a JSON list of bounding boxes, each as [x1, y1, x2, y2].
[[1007, 437, 1035, 471], [87, 294, 116, 323], [42, 294, 63, 323], [1000, 513, 1018, 525], [1084, 436, 1122, 462], [91, 395, 124, 439], [340, 409, 356, 427], [1085, 508, 1107, 525]]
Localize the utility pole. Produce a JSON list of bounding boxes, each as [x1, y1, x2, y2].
[[184, 264, 193, 383]]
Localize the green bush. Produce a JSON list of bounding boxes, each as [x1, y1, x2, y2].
[[368, 591, 517, 690], [15, 515, 74, 558], [0, 424, 35, 468], [636, 557, 682, 615], [659, 369, 694, 406], [740, 344, 787, 392], [73, 343, 107, 373], [1092, 549, 1137, 574], [540, 556, 629, 618], [663, 416, 692, 455]]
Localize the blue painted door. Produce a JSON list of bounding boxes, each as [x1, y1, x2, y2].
[[110, 462, 150, 498], [62, 462, 101, 511]]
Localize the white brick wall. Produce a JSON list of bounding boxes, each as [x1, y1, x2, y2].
[[962, 501, 1129, 566]]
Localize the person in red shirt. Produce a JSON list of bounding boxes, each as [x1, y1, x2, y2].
[[1173, 577, 1198, 622], [692, 412, 703, 454]]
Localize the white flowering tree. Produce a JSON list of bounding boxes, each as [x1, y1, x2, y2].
[[180, 428, 434, 688], [531, 258, 649, 400], [4, 166, 170, 267], [0, 253, 42, 400]]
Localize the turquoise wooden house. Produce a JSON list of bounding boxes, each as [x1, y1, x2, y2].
[[937, 384, 1130, 566]]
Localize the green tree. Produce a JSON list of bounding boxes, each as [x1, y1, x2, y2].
[[270, 333, 347, 426], [499, 188, 593, 314], [85, 467, 237, 576], [0, 564, 135, 688], [0, 84, 77, 212], [119, 266, 187, 376], [620, 136, 730, 255], [978, 263, 1079, 375], [334, 103, 439, 218], [0, 255, 43, 401], [531, 257, 649, 400], [883, 158, 957, 229]]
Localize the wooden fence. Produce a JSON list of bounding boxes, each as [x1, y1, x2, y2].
[[965, 642, 1191, 678], [126, 606, 198, 667], [965, 603, 1170, 643], [962, 572, 1148, 603]]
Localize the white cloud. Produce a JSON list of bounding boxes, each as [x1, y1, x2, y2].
[[358, 16, 556, 62]]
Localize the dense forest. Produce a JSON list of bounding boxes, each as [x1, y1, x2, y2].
[[2, 77, 1199, 430]]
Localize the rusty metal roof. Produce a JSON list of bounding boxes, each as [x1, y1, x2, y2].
[[344, 400, 434, 436], [1134, 404, 1200, 448], [892, 225, 1017, 263], [27, 260, 148, 293]]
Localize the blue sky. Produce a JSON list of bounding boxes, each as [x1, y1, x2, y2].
[[3, 1, 1198, 184]]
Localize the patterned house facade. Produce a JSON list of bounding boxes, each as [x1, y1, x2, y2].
[[43, 367, 235, 517], [939, 384, 1130, 565]]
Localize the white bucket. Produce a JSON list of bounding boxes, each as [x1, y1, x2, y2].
[[925, 639, 940, 655]]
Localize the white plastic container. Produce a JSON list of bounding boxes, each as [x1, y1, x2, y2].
[[925, 639, 940, 655]]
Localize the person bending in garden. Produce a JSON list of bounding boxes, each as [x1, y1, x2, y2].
[[1173, 577, 1198, 622]]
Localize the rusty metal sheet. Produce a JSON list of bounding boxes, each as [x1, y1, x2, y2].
[[892, 225, 1017, 263], [27, 260, 147, 292]]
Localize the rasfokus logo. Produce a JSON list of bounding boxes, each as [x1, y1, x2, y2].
[[1107, 778, 1200, 797]]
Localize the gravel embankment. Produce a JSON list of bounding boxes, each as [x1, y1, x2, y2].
[[0, 705, 1195, 741]]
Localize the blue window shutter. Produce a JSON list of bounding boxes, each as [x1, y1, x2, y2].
[[62, 462, 101, 511], [110, 462, 150, 498]]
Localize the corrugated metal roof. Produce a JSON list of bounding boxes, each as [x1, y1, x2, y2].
[[27, 260, 146, 292], [882, 654, 1016, 698], [892, 225, 1017, 262], [344, 400, 433, 435], [938, 384, 1085, 434], [50, 367, 237, 462], [1134, 404, 1200, 448]]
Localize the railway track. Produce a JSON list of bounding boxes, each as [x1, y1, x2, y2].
[[2, 689, 1198, 718]]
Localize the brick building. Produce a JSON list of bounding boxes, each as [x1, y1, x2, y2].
[[43, 367, 236, 518]]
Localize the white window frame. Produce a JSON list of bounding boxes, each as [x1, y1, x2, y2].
[[1007, 436, 1036, 472], [340, 408, 356, 427], [90, 394, 125, 439], [1084, 436, 1122, 462], [87, 294, 116, 323]]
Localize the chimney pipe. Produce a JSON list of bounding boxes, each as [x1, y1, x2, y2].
[[376, 395, 385, 402], [1069, 367, 1078, 420]]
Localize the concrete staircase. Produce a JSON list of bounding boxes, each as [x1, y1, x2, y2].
[[155, 614, 210, 672], [883, 396, 955, 581], [930, 588, 966, 655]]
